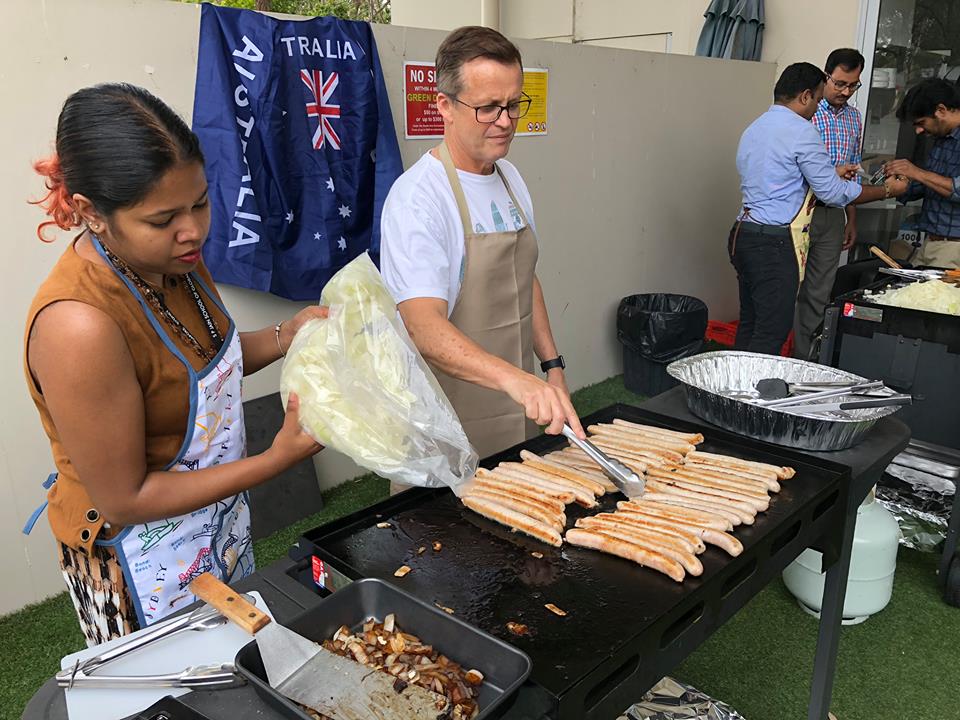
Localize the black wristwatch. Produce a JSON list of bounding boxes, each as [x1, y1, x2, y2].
[[540, 355, 566, 373]]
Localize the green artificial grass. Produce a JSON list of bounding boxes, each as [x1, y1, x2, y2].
[[3, 375, 958, 720]]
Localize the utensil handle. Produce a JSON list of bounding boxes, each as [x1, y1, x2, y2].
[[837, 396, 913, 410], [758, 381, 883, 408], [870, 245, 902, 269], [190, 573, 270, 635]]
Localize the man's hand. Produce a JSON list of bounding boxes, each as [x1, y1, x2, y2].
[[502, 368, 584, 438], [843, 222, 857, 251], [836, 163, 860, 180], [883, 159, 921, 182], [885, 175, 910, 197]]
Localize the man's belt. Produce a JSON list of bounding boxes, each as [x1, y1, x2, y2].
[[737, 221, 791, 237]]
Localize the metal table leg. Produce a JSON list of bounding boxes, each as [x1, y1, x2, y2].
[[807, 482, 862, 720], [938, 478, 960, 587]]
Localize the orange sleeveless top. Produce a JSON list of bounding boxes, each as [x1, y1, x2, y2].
[[24, 239, 230, 555]]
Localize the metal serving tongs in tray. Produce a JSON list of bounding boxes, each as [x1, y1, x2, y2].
[[562, 423, 646, 499], [55, 598, 253, 689], [753, 381, 886, 408]]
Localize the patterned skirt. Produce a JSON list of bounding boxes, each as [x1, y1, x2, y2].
[[59, 541, 141, 647]]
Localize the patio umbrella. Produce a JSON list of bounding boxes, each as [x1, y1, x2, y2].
[[695, 0, 739, 57], [695, 0, 765, 61], [721, 0, 765, 61]]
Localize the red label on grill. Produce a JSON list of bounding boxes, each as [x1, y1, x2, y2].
[[843, 302, 856, 318], [312, 556, 326, 588]]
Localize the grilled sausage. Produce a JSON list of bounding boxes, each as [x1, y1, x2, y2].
[[579, 522, 703, 576], [615, 503, 743, 556], [463, 488, 565, 530], [686, 450, 795, 480], [518, 450, 608, 496], [462, 496, 563, 547], [616, 500, 732, 531], [684, 461, 780, 487], [611, 418, 704, 445], [591, 511, 707, 553], [639, 491, 752, 526], [577, 515, 700, 557], [482, 467, 577, 504], [498, 463, 597, 508], [475, 467, 574, 505], [564, 528, 685, 582], [640, 475, 769, 512], [587, 425, 695, 454], [544, 453, 619, 493], [646, 466, 771, 500]]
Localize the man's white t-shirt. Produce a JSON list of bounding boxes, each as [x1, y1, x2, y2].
[[380, 151, 537, 315]]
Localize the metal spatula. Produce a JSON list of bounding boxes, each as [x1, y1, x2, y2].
[[190, 574, 451, 720], [561, 423, 645, 498]]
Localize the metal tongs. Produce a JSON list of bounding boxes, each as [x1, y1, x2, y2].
[[55, 599, 251, 689], [753, 381, 886, 408], [562, 423, 646, 498]]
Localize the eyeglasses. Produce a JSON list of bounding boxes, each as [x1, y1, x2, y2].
[[827, 76, 862, 92], [450, 93, 532, 123]]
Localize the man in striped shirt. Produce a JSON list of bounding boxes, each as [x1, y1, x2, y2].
[[793, 48, 865, 360]]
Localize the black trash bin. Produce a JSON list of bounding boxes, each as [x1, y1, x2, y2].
[[617, 294, 708, 396]]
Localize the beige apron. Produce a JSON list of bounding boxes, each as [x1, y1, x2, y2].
[[435, 142, 540, 459]]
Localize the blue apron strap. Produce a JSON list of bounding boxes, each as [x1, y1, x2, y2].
[[23, 473, 58, 535]]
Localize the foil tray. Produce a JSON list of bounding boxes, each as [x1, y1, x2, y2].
[[666, 351, 901, 451]]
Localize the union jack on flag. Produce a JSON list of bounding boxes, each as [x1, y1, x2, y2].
[[301, 69, 341, 149]]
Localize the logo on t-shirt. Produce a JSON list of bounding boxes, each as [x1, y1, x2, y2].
[[491, 201, 507, 232], [508, 202, 523, 230]]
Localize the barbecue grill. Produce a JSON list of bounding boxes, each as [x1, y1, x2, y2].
[[819, 273, 960, 450], [288, 405, 850, 720]]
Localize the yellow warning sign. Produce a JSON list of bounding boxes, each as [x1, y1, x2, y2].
[[518, 67, 548, 136]]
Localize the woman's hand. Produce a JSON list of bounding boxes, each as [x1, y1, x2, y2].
[[265, 393, 324, 472], [278, 305, 330, 356]]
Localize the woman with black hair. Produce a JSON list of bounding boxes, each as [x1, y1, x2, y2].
[[24, 83, 326, 644]]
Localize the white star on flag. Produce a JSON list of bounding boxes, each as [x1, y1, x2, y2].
[[285, 210, 294, 224], [326, 177, 335, 192], [338, 236, 347, 251], [313, 232, 321, 240], [338, 204, 351, 219]]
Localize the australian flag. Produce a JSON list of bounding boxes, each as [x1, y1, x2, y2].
[[193, 4, 403, 300]]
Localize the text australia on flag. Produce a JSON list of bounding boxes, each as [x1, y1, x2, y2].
[[193, 5, 403, 301]]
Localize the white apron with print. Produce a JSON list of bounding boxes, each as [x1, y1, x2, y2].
[[94, 254, 254, 626]]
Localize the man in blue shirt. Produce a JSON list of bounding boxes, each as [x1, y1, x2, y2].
[[731, 63, 907, 355], [885, 79, 960, 269]]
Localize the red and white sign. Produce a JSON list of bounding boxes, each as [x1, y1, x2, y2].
[[403, 61, 443, 139]]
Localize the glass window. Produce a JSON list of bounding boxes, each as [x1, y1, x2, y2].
[[862, 0, 960, 176]]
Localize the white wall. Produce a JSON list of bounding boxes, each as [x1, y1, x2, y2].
[[396, 0, 865, 71], [2, 0, 773, 614]]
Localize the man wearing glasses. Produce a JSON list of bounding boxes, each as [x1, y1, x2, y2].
[[380, 26, 583, 470], [793, 49, 866, 360]]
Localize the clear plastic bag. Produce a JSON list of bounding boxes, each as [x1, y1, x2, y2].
[[280, 253, 478, 492]]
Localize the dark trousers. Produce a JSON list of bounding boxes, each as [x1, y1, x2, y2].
[[728, 224, 799, 356]]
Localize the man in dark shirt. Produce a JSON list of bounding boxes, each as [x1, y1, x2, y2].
[[885, 79, 960, 268]]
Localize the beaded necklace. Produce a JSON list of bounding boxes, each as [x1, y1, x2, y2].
[[98, 240, 223, 362]]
